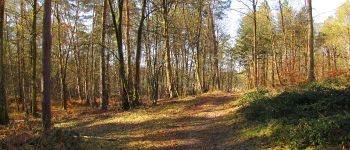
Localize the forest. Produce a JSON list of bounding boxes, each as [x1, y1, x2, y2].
[[0, 0, 349, 149]]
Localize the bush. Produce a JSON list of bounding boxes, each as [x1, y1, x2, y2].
[[236, 87, 269, 106], [238, 77, 350, 148]]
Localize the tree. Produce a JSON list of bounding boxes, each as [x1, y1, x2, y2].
[[100, 0, 109, 110], [307, 0, 315, 82], [125, 0, 133, 100], [30, 0, 38, 116], [162, 0, 177, 98], [251, 0, 258, 88], [109, 0, 130, 110], [0, 0, 9, 125], [133, 0, 147, 106], [208, 0, 220, 90], [42, 0, 52, 131]]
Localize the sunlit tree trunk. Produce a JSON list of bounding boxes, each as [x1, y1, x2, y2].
[[162, 0, 177, 98], [125, 0, 133, 99], [208, 2, 220, 90], [307, 0, 315, 82], [89, 3, 97, 107], [252, 0, 258, 88], [100, 0, 109, 110]]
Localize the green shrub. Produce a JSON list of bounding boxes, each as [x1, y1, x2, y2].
[[238, 77, 350, 148], [236, 87, 269, 106]]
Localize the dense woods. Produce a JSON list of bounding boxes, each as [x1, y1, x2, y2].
[[0, 0, 349, 149]]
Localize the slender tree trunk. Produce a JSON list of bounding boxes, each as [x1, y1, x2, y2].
[[42, 0, 52, 131], [16, 1, 25, 112], [133, 0, 147, 106], [73, 1, 84, 100], [0, 0, 9, 125], [109, 0, 130, 110], [307, 0, 315, 82], [162, 0, 176, 98], [89, 3, 97, 107], [208, 2, 220, 90], [30, 0, 38, 116], [55, 2, 68, 110], [253, 0, 258, 88], [100, 0, 109, 110], [125, 0, 133, 99]]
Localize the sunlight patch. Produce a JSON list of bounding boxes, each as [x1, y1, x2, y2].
[[124, 139, 201, 149]]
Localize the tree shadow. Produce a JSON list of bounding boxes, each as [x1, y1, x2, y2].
[[61, 93, 250, 149]]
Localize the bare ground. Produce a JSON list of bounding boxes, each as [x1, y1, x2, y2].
[[53, 92, 270, 150]]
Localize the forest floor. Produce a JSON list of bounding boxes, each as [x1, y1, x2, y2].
[[2, 79, 349, 149], [51, 92, 273, 150]]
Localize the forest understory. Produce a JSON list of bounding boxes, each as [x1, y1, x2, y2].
[[1, 76, 349, 149]]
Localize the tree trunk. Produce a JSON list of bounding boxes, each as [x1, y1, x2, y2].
[[109, 0, 130, 110], [162, 0, 176, 98], [89, 3, 97, 107], [194, 1, 203, 93], [100, 0, 109, 110], [42, 0, 52, 131], [73, 1, 84, 100], [16, 1, 25, 112], [307, 0, 315, 82], [0, 0, 9, 125], [55, 2, 68, 110], [125, 0, 133, 99], [30, 0, 38, 115], [253, 0, 258, 88], [208, 2, 220, 90], [133, 0, 147, 106]]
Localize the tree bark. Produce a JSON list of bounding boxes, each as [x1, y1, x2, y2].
[[208, 2, 220, 90], [307, 0, 315, 82], [42, 0, 52, 131], [100, 0, 109, 110], [0, 0, 9, 125], [162, 0, 177, 98], [253, 0, 258, 88], [133, 0, 147, 106], [125, 0, 133, 99], [31, 0, 38, 115], [109, 0, 130, 110]]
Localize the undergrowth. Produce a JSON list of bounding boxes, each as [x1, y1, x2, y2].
[[237, 76, 350, 149]]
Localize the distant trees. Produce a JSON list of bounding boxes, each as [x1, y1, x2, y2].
[[234, 0, 321, 87]]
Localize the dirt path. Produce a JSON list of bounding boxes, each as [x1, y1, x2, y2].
[[56, 92, 258, 149]]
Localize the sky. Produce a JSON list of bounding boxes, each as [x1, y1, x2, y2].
[[223, 0, 349, 39]]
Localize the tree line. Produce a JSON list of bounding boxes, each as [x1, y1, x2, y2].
[[0, 0, 233, 130]]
